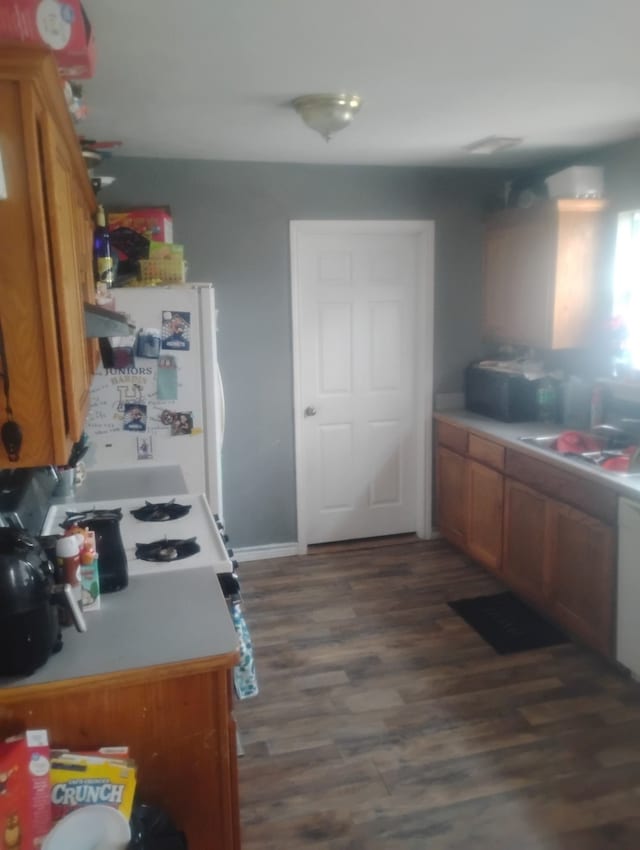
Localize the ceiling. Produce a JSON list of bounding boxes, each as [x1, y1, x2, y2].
[[81, 0, 640, 167]]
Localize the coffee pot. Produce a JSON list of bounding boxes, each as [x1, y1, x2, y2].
[[0, 528, 86, 677]]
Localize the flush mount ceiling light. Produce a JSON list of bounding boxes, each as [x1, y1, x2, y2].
[[464, 135, 523, 155], [292, 93, 362, 142]]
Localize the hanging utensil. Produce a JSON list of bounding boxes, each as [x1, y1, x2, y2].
[[0, 320, 22, 462]]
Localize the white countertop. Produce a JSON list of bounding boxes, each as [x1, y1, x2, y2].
[[436, 410, 640, 501], [0, 466, 238, 691]]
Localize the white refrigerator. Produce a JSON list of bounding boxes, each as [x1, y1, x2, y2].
[[83, 284, 225, 516]]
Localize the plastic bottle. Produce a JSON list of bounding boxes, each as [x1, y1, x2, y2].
[[93, 205, 114, 288], [55, 535, 82, 627], [590, 383, 605, 429], [55, 535, 83, 618], [536, 377, 558, 423]]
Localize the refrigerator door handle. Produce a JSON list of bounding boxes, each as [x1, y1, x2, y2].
[[216, 362, 226, 447]]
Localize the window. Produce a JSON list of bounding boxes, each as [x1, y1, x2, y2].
[[612, 210, 640, 372]]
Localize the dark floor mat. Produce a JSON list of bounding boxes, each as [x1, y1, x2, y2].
[[447, 591, 569, 654]]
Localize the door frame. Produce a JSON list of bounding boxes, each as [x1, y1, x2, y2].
[[290, 220, 435, 554]]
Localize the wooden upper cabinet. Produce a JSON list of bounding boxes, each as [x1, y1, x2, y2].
[[483, 199, 607, 350], [0, 47, 96, 467]]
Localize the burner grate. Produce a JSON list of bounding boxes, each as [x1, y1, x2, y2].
[[130, 499, 192, 522], [62, 507, 123, 528], [135, 537, 200, 562]]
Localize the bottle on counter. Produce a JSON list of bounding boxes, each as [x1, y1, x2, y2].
[[536, 377, 559, 423], [93, 205, 114, 289], [590, 382, 605, 430], [55, 535, 83, 626]]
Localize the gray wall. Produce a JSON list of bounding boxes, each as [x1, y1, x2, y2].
[[98, 160, 500, 547]]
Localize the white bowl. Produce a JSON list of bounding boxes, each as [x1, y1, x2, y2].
[[42, 805, 131, 850]]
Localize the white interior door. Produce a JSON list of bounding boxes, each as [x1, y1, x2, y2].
[[291, 221, 434, 547]]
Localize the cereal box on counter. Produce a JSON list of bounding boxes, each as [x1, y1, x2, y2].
[[0, 730, 51, 850], [49, 751, 136, 823]]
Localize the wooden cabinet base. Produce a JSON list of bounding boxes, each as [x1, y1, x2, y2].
[[435, 416, 616, 659], [0, 663, 241, 850]]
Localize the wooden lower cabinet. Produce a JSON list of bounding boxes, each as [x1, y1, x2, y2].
[[547, 501, 615, 655], [0, 662, 241, 850], [435, 420, 617, 657], [503, 479, 549, 606], [436, 446, 467, 548], [466, 460, 503, 572]]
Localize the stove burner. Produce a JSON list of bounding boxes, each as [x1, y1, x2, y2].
[[61, 507, 123, 528], [130, 499, 192, 522], [135, 537, 200, 562]]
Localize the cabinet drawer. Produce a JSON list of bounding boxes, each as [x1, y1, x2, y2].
[[437, 421, 467, 454], [468, 434, 505, 470], [505, 448, 617, 525]]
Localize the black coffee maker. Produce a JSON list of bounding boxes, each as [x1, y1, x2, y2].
[[0, 528, 86, 676]]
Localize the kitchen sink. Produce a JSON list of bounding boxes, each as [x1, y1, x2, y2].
[[517, 434, 640, 477], [518, 435, 562, 450]]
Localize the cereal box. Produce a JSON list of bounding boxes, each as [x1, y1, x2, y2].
[[0, 730, 51, 850], [50, 752, 136, 822], [108, 209, 173, 244], [0, 1, 96, 79]]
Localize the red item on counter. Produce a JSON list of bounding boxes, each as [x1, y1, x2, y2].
[[0, 1, 96, 79], [0, 731, 51, 850], [555, 430, 603, 454], [602, 455, 631, 472]]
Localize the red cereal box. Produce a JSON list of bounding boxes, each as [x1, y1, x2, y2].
[[108, 209, 174, 245], [0, 730, 51, 850], [0, 1, 96, 79]]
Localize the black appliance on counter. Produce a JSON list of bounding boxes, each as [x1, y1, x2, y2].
[[465, 363, 540, 422], [0, 466, 59, 536], [59, 508, 128, 593], [0, 527, 85, 676]]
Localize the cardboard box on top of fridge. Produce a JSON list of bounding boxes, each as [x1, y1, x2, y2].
[[545, 166, 604, 199], [108, 209, 174, 244], [0, 729, 52, 850], [0, 1, 96, 79]]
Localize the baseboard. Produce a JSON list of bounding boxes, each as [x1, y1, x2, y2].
[[234, 543, 299, 562]]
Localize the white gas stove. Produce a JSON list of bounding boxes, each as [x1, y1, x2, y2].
[[42, 493, 232, 576]]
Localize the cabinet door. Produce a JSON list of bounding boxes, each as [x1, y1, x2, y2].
[[70, 178, 100, 371], [436, 446, 467, 548], [503, 479, 549, 605], [483, 224, 514, 340], [466, 460, 503, 572], [484, 202, 606, 350], [547, 501, 615, 655], [39, 112, 92, 444]]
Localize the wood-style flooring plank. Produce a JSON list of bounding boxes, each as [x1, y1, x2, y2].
[[236, 539, 640, 849]]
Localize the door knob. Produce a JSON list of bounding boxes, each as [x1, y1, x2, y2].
[[304, 406, 317, 417]]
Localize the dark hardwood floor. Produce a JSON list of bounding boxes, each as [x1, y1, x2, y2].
[[236, 538, 640, 849]]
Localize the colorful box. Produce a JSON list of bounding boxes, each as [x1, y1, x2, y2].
[[80, 557, 100, 611], [0, 730, 51, 850], [108, 209, 174, 244], [0, 1, 96, 79], [50, 752, 137, 823]]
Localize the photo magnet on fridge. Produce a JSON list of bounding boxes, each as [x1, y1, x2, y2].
[[137, 435, 153, 460], [161, 311, 191, 351], [171, 412, 193, 436], [123, 403, 147, 431]]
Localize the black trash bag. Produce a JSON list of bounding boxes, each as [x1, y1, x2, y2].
[[128, 802, 188, 850]]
